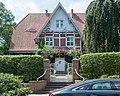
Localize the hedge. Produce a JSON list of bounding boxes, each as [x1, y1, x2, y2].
[[0, 55, 43, 82], [0, 73, 32, 95], [80, 52, 120, 79]]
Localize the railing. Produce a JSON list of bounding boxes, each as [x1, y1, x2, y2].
[[75, 68, 86, 81], [50, 63, 55, 75], [66, 62, 72, 75], [37, 69, 47, 81]]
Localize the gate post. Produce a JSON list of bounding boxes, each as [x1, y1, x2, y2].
[[72, 58, 79, 82], [43, 59, 50, 82]]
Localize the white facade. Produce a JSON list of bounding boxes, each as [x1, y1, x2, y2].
[[50, 7, 75, 32]]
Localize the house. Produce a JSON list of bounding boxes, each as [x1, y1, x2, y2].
[[9, 2, 85, 54]]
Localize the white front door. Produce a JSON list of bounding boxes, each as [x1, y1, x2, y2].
[[55, 58, 65, 71]]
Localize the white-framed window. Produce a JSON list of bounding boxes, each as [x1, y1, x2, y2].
[[45, 36, 53, 47], [56, 20, 63, 28], [66, 36, 74, 47]]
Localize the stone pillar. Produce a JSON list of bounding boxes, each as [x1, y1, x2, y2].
[[72, 58, 79, 82], [43, 59, 50, 82]]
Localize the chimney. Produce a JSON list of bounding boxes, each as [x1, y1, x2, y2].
[[45, 10, 48, 16], [71, 9, 74, 18]]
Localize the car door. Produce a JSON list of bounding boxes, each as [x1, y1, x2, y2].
[[71, 84, 91, 96]]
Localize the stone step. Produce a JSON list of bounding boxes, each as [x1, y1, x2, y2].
[[47, 82, 73, 86], [46, 85, 65, 88], [34, 90, 49, 94], [37, 82, 73, 94]]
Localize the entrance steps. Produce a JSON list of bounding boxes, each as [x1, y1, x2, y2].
[[34, 82, 73, 94], [55, 71, 67, 74]]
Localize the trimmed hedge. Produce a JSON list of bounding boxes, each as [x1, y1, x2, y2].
[[0, 55, 43, 82], [80, 52, 120, 79]]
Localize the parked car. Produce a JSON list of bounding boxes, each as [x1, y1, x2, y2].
[[49, 79, 120, 96]]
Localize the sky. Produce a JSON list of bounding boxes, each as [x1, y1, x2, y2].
[[0, 0, 93, 23]]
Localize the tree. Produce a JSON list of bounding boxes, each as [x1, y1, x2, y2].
[[0, 2, 15, 54], [84, 0, 120, 53]]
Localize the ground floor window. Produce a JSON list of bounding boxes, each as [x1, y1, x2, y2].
[[45, 36, 53, 47], [66, 36, 74, 47]]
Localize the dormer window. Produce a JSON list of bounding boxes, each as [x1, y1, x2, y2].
[[56, 20, 63, 28]]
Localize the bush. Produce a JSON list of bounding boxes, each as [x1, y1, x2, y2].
[[100, 75, 120, 79], [80, 52, 120, 79], [0, 55, 43, 82], [36, 48, 81, 63], [0, 73, 32, 96]]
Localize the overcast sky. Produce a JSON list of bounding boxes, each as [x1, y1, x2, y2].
[[1, 0, 93, 23]]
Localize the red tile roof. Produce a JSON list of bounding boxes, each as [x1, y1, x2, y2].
[[9, 13, 85, 53]]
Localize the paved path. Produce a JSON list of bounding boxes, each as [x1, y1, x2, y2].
[[29, 94, 49, 96], [51, 75, 72, 82]]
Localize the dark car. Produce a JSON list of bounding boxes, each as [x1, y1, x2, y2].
[[49, 79, 120, 96]]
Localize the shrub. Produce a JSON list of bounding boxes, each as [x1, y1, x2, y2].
[[100, 75, 120, 79], [0, 55, 43, 82], [108, 75, 120, 79], [0, 73, 32, 96], [36, 48, 81, 63], [80, 52, 120, 79]]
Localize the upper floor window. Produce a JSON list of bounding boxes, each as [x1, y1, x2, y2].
[[66, 36, 74, 47], [45, 36, 53, 47], [56, 20, 63, 28]]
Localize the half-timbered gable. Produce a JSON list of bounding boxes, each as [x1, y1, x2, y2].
[[35, 3, 83, 50]]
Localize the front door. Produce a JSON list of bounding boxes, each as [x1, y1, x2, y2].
[[55, 58, 65, 72]]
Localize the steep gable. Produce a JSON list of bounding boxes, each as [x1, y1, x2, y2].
[[35, 3, 82, 42]]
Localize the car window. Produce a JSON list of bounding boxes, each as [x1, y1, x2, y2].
[[72, 84, 90, 91], [113, 81, 120, 90], [91, 82, 112, 90]]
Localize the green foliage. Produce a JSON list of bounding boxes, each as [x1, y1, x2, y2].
[[84, 0, 120, 52], [0, 55, 43, 82], [0, 2, 15, 55], [100, 74, 120, 79], [0, 73, 32, 95], [80, 52, 120, 79], [100, 74, 109, 79], [37, 38, 45, 49], [36, 48, 81, 63], [66, 49, 82, 59], [37, 48, 81, 58]]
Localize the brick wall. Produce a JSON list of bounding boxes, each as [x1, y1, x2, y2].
[[29, 80, 47, 92]]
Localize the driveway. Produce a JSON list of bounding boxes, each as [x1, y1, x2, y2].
[[29, 94, 49, 96]]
